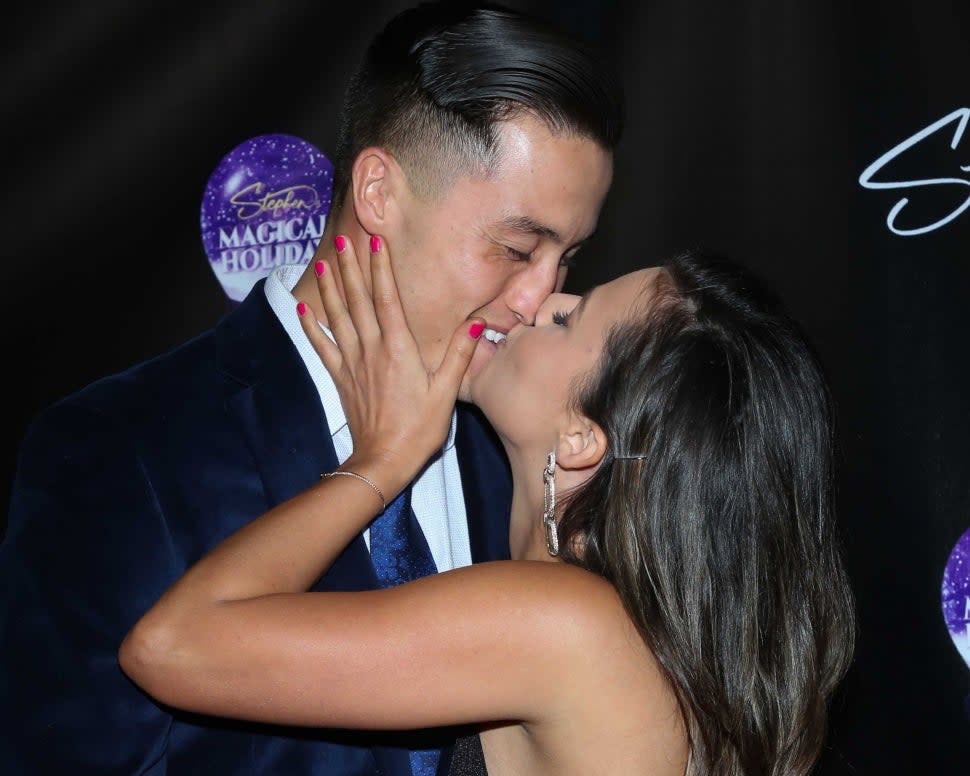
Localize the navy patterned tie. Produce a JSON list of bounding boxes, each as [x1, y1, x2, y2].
[[369, 487, 440, 776]]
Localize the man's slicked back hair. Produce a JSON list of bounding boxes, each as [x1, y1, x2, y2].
[[332, 1, 623, 209]]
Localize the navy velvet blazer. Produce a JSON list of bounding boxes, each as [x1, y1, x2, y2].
[[0, 280, 512, 775]]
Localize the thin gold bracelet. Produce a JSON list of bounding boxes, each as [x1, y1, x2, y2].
[[320, 470, 386, 512]]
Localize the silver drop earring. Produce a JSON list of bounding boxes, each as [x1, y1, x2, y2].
[[542, 451, 559, 556]]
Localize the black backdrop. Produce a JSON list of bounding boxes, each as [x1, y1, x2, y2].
[[1, 1, 968, 773]]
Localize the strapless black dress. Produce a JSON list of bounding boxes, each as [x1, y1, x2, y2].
[[446, 733, 488, 776]]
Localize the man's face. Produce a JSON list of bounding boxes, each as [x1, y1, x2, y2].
[[388, 114, 614, 401]]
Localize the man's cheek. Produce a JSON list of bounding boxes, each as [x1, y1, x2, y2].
[[468, 266, 517, 307]]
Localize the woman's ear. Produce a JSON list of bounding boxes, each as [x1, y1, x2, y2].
[[350, 148, 400, 234], [555, 411, 607, 472]]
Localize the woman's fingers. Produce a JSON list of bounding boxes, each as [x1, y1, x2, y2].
[[296, 298, 343, 375], [336, 234, 381, 344], [368, 235, 410, 338], [434, 318, 485, 400], [305, 232, 474, 465], [315, 252, 359, 362]]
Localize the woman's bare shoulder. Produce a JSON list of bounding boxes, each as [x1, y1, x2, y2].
[[436, 560, 640, 653], [460, 561, 682, 757]]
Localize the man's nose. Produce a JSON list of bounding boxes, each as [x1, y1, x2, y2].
[[504, 258, 561, 326]]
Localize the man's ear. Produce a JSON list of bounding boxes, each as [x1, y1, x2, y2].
[[350, 148, 400, 234], [555, 411, 607, 472]]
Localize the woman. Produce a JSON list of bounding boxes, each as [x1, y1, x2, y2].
[[120, 236, 855, 776]]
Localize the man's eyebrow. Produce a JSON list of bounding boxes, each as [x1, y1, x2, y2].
[[498, 215, 562, 244]]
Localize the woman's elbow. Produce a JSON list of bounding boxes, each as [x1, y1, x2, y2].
[[118, 616, 179, 699]]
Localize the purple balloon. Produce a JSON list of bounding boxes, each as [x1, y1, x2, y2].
[[201, 133, 333, 302], [942, 525, 970, 671]]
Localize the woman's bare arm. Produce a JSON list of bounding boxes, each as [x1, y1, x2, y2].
[[120, 552, 604, 729]]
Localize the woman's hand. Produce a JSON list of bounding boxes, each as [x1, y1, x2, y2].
[[297, 234, 484, 500]]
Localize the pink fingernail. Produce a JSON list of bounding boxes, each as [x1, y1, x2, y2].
[[370, 235, 382, 254], [297, 301, 307, 317], [468, 322, 485, 339], [334, 235, 347, 253], [314, 260, 325, 277]]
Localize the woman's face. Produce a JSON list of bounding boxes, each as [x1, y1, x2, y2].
[[469, 268, 661, 449]]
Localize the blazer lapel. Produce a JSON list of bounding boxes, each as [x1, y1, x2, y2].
[[215, 280, 378, 593]]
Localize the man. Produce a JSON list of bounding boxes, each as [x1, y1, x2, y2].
[[0, 2, 621, 774]]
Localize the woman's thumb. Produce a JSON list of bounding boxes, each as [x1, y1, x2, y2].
[[435, 318, 486, 392]]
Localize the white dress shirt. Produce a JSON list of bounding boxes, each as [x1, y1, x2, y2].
[[264, 266, 472, 572]]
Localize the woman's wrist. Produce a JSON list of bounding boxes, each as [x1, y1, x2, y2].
[[336, 451, 415, 508], [320, 470, 387, 512]]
